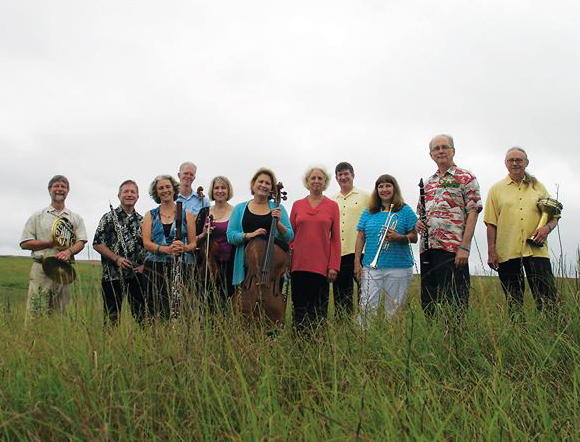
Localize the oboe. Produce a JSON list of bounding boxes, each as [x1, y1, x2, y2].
[[171, 201, 184, 319], [418, 178, 430, 265]]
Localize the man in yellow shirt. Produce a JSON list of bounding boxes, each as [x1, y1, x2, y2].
[[484, 147, 560, 315], [333, 162, 369, 315]]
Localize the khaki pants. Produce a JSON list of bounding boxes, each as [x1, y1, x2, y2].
[[26, 262, 70, 318]]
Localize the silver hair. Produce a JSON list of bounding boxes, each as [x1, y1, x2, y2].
[[429, 134, 455, 151], [505, 146, 528, 159], [178, 161, 197, 174]]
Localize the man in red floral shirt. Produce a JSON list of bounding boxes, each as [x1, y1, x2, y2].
[[416, 134, 482, 317]]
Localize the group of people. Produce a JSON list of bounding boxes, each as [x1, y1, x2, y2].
[[19, 134, 562, 328]]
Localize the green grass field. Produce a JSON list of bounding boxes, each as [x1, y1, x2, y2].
[[1, 256, 580, 440]]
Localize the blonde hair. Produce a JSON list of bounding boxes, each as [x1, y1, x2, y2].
[[209, 176, 234, 201], [303, 166, 331, 191]]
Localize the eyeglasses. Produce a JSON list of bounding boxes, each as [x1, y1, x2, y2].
[[430, 145, 452, 152], [506, 158, 525, 164]]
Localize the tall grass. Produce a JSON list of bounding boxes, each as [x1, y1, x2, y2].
[[1, 257, 579, 440]]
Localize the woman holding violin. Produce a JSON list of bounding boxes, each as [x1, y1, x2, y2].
[[354, 174, 417, 322], [142, 175, 196, 320], [195, 176, 235, 309], [226, 168, 294, 323], [290, 166, 341, 330]]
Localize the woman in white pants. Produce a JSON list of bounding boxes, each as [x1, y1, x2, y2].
[[354, 174, 417, 322]]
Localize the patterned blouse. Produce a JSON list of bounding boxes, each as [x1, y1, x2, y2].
[[93, 206, 145, 281], [418, 166, 482, 253]]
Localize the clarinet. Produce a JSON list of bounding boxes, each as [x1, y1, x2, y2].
[[418, 178, 430, 266], [109, 202, 132, 281], [171, 202, 184, 319]]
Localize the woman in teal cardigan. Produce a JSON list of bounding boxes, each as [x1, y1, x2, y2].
[[226, 168, 294, 288]]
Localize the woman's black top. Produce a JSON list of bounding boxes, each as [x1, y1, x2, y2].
[[242, 206, 272, 236], [241, 206, 289, 252], [162, 223, 172, 241]]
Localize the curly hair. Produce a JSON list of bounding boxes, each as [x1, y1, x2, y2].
[[148, 175, 180, 204], [303, 166, 331, 191]]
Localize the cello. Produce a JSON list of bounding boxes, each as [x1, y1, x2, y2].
[[240, 182, 289, 323]]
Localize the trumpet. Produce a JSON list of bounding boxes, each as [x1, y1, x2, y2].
[[369, 204, 398, 269]]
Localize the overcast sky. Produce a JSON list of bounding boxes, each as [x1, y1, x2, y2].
[[2, 0, 579, 274]]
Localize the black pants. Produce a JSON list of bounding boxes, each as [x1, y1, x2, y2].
[[143, 261, 174, 320], [291, 271, 329, 330], [498, 257, 558, 312], [332, 253, 361, 316], [101, 276, 146, 325], [206, 258, 235, 312], [420, 249, 470, 317]]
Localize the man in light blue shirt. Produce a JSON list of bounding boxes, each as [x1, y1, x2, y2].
[[176, 161, 209, 216]]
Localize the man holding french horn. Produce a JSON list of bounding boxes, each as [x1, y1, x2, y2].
[[485, 147, 561, 315], [20, 175, 87, 319]]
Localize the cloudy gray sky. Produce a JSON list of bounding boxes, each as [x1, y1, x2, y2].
[[2, 0, 579, 274]]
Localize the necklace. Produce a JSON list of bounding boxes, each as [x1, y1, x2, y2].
[[160, 208, 175, 220]]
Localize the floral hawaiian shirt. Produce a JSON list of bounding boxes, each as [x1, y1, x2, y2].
[[93, 206, 145, 281], [417, 166, 482, 253]]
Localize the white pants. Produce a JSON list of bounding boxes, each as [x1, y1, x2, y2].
[[26, 262, 70, 319], [359, 266, 413, 322]]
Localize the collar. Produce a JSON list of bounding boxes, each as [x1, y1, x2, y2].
[[434, 165, 457, 178], [336, 187, 361, 199], [178, 192, 200, 201], [504, 174, 529, 186], [46, 206, 71, 217]]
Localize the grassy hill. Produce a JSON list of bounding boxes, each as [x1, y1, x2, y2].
[[1, 256, 579, 440]]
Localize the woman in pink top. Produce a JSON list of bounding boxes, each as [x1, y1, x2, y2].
[[290, 166, 341, 330]]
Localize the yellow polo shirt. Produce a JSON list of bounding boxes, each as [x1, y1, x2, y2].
[[333, 187, 369, 256], [484, 175, 555, 263]]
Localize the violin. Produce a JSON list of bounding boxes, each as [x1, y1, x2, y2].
[[241, 182, 289, 323]]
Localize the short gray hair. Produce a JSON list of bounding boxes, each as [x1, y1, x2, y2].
[[148, 175, 180, 203], [178, 162, 197, 174], [429, 134, 454, 151]]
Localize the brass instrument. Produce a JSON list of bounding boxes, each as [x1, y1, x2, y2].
[[527, 196, 563, 246], [43, 216, 77, 284], [369, 204, 398, 269]]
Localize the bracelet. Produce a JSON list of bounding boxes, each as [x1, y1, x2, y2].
[[546, 224, 553, 232], [243, 233, 247, 241], [68, 247, 74, 256], [156, 245, 161, 254], [458, 245, 470, 253]]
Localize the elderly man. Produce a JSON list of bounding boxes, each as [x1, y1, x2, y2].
[[20, 175, 87, 318], [93, 180, 146, 325], [484, 147, 559, 315], [332, 161, 368, 315], [176, 161, 209, 216], [416, 134, 482, 316]]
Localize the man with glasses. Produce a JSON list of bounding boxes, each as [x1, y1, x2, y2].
[[484, 147, 559, 316], [415, 134, 482, 317]]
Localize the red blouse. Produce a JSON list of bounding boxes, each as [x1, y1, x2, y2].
[[290, 196, 341, 277]]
